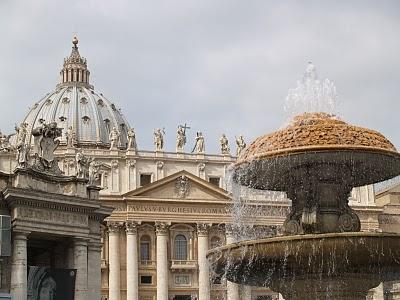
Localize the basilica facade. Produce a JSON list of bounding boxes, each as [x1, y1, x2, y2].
[[0, 38, 399, 300]]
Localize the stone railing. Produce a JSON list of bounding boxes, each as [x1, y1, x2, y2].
[[170, 260, 197, 270], [139, 260, 156, 269]]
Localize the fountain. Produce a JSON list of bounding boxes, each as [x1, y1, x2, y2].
[[207, 63, 400, 299]]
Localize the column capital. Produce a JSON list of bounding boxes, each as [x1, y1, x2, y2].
[[88, 241, 103, 252], [107, 221, 124, 234], [74, 238, 89, 247], [155, 221, 169, 235], [197, 223, 211, 236], [125, 221, 139, 234], [12, 231, 30, 241]]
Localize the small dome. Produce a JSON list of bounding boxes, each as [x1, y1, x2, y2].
[[19, 38, 131, 149]]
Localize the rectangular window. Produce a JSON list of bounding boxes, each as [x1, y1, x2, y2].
[[174, 275, 190, 285], [208, 177, 220, 187], [140, 174, 152, 187], [140, 275, 152, 284], [140, 242, 150, 261]]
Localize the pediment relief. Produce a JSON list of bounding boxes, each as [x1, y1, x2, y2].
[[123, 170, 230, 201]]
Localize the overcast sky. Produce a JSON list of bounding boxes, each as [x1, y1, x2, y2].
[[0, 0, 399, 153]]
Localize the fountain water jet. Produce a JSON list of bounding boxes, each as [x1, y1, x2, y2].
[[207, 64, 400, 300]]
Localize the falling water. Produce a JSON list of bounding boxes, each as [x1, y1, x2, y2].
[[225, 166, 287, 243]]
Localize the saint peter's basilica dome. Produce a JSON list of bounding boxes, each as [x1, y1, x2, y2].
[[21, 37, 131, 148]]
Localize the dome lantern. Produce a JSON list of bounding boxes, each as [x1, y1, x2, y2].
[[58, 37, 92, 88]]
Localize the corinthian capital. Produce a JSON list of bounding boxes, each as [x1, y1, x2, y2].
[[107, 221, 124, 234], [155, 222, 169, 235], [197, 223, 211, 236], [125, 220, 139, 234]]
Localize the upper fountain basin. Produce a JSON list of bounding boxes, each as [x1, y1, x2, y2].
[[234, 112, 400, 190]]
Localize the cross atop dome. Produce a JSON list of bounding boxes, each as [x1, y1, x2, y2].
[[58, 36, 92, 88]]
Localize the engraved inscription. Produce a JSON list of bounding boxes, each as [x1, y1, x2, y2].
[[17, 207, 88, 226]]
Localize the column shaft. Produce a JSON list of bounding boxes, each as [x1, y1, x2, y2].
[[197, 224, 210, 300], [88, 242, 102, 300], [126, 222, 139, 300], [156, 222, 169, 300], [74, 239, 88, 300], [108, 222, 122, 300], [10, 233, 28, 300], [242, 285, 252, 300], [226, 230, 240, 300]]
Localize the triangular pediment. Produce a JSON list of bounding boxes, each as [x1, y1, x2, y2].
[[123, 170, 230, 201]]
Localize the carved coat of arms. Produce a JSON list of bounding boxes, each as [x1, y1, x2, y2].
[[175, 175, 190, 198]]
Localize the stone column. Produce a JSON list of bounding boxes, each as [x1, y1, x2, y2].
[[242, 285, 252, 300], [10, 232, 29, 300], [197, 224, 210, 300], [108, 221, 123, 300], [156, 222, 169, 300], [225, 225, 240, 300], [126, 221, 139, 300], [74, 238, 88, 300], [88, 241, 102, 300]]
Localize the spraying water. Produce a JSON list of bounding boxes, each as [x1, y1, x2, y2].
[[285, 62, 339, 117]]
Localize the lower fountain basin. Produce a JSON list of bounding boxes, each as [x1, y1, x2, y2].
[[207, 232, 400, 299]]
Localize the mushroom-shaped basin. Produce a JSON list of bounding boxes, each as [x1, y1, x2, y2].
[[234, 112, 400, 190]]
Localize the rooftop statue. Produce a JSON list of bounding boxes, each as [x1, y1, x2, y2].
[[109, 127, 120, 150], [235, 135, 246, 157], [192, 132, 205, 154], [15, 123, 30, 168], [31, 121, 63, 174], [0, 130, 14, 152], [220, 134, 230, 155], [154, 128, 164, 151], [76, 151, 92, 179], [127, 128, 137, 151], [176, 124, 189, 152], [66, 126, 77, 148]]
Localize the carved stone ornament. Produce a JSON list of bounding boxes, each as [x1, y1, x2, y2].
[[156, 161, 164, 170], [197, 223, 210, 236], [175, 175, 190, 198], [111, 160, 119, 169], [63, 158, 75, 169], [125, 221, 139, 234], [155, 222, 169, 235], [126, 159, 136, 168], [31, 122, 63, 174], [107, 221, 124, 234], [198, 163, 206, 172]]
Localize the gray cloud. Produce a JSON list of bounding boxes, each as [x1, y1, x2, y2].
[[1, 0, 399, 153]]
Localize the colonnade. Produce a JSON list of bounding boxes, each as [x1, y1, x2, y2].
[[106, 221, 242, 300], [10, 231, 102, 300]]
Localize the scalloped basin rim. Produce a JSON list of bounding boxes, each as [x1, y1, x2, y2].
[[235, 145, 400, 167], [207, 232, 400, 286], [207, 232, 400, 255]]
